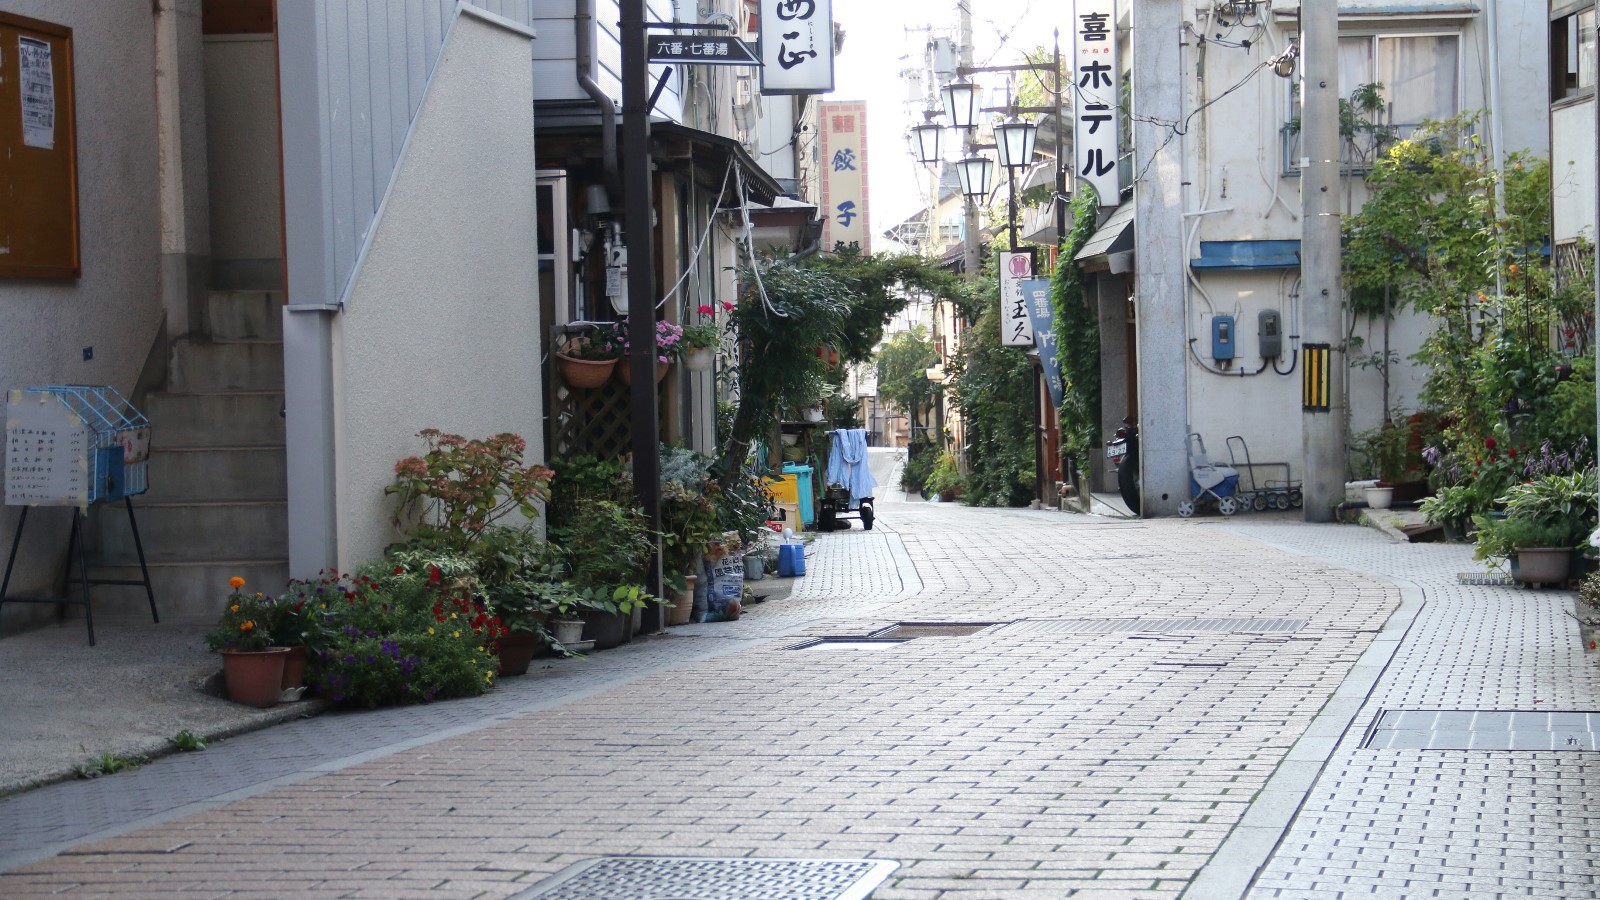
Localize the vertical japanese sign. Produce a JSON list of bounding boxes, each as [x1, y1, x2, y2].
[[999, 250, 1035, 346], [820, 101, 869, 254], [1071, 0, 1119, 205], [19, 36, 56, 149], [1021, 279, 1065, 407], [759, 0, 834, 94]]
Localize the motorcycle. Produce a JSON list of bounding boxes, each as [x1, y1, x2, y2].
[[1105, 419, 1140, 515]]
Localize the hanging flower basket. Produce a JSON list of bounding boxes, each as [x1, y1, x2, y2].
[[556, 352, 617, 389], [684, 347, 714, 372], [617, 359, 670, 385]]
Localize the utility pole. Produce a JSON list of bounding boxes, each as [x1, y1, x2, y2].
[[621, 0, 663, 627], [1300, 0, 1344, 522], [957, 0, 979, 275]]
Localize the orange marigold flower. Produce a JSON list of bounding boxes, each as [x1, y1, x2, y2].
[[229, 576, 246, 589], [240, 620, 255, 632]]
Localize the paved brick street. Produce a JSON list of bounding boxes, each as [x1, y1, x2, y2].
[[1, 451, 1597, 897]]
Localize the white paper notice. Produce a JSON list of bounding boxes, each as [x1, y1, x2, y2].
[[19, 36, 55, 150], [5, 390, 89, 507]]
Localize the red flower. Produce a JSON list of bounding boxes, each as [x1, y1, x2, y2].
[[721, 301, 735, 311], [697, 305, 714, 316], [393, 566, 404, 575], [1508, 448, 1517, 459], [428, 565, 442, 584], [1485, 437, 1497, 450]]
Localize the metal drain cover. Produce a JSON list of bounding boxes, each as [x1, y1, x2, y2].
[[997, 617, 1307, 636], [871, 623, 997, 638], [1365, 709, 1600, 751], [514, 856, 900, 899]]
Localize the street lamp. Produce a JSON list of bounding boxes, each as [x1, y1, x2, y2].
[[910, 113, 944, 165], [940, 79, 979, 130], [994, 116, 1037, 251], [954, 155, 994, 201]]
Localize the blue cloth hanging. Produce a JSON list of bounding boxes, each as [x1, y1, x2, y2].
[[827, 428, 876, 509]]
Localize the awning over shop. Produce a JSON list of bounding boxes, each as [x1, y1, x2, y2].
[[1073, 201, 1135, 267], [1189, 240, 1301, 270]]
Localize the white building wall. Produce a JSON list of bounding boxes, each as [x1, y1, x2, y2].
[[328, 12, 545, 569], [1553, 99, 1597, 244], [1173, 2, 1548, 479], [0, 1, 165, 615]]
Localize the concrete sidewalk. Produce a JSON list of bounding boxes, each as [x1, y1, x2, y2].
[[0, 452, 1595, 898]]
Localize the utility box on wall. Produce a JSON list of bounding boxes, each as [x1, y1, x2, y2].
[[1258, 309, 1282, 359], [1211, 315, 1236, 361]]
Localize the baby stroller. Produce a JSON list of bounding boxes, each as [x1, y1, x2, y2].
[[1177, 433, 1242, 517]]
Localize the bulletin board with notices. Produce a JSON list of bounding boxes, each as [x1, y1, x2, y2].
[[5, 388, 89, 507]]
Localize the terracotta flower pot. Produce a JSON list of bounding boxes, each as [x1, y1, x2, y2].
[[669, 575, 697, 626], [220, 648, 289, 708], [617, 359, 670, 385], [556, 353, 617, 389], [1514, 547, 1572, 586], [275, 645, 308, 690], [496, 633, 541, 676]]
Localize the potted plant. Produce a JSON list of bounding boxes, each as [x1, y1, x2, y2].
[[1354, 419, 1415, 507], [680, 303, 729, 372], [660, 447, 720, 625], [205, 577, 289, 708], [386, 430, 553, 551], [614, 317, 682, 385], [1482, 467, 1600, 585], [260, 588, 326, 694], [925, 451, 964, 503], [1418, 484, 1475, 541], [555, 325, 623, 389]]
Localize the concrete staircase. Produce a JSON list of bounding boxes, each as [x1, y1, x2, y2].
[[90, 291, 288, 622]]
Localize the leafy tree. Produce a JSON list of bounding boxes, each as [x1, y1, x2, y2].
[[1050, 189, 1103, 477], [875, 326, 940, 436], [949, 259, 1037, 506]]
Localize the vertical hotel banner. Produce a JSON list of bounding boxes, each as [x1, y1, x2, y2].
[[999, 250, 1035, 346], [1071, 0, 1119, 206], [759, 0, 834, 94], [820, 101, 869, 254]]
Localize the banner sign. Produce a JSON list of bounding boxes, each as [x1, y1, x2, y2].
[[1071, 0, 1120, 205], [1022, 279, 1065, 407], [647, 35, 760, 66], [759, 0, 835, 94], [820, 101, 869, 254], [999, 250, 1036, 346]]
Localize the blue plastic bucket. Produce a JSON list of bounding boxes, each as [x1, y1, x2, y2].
[[777, 543, 806, 577]]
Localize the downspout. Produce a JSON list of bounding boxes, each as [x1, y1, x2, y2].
[[576, 0, 619, 186]]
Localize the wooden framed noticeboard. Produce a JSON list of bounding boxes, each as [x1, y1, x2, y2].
[[0, 12, 78, 279]]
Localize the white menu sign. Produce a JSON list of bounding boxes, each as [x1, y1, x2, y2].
[[1072, 0, 1119, 205], [999, 250, 1035, 347], [759, 0, 835, 94], [5, 390, 89, 507]]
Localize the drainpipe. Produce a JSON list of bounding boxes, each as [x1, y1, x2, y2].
[[576, 0, 619, 185]]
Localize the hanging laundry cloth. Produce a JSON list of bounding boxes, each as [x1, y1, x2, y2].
[[827, 428, 877, 509]]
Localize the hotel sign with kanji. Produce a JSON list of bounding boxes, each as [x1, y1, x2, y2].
[[1072, 0, 1120, 206], [647, 35, 760, 66], [758, 0, 835, 94]]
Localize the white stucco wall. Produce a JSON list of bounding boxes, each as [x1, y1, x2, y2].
[[203, 35, 282, 264], [1553, 99, 1597, 245], [0, 1, 165, 620], [329, 12, 544, 569]]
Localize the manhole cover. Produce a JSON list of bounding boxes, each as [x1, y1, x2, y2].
[[513, 856, 900, 899], [785, 637, 908, 650], [1365, 709, 1600, 751], [996, 617, 1307, 636], [869, 622, 998, 638]]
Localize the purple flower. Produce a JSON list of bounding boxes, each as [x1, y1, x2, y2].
[[343, 626, 360, 637], [381, 639, 400, 658], [364, 655, 377, 665], [343, 654, 357, 666], [400, 656, 418, 674]]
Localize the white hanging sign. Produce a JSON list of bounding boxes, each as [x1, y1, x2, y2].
[[759, 0, 834, 95], [999, 251, 1036, 347], [1071, 0, 1119, 205]]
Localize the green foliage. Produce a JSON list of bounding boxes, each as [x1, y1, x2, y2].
[[924, 452, 965, 497], [550, 499, 655, 591], [899, 439, 937, 491], [205, 581, 275, 652], [808, 245, 967, 363], [307, 568, 499, 708], [1051, 190, 1104, 474], [875, 326, 940, 430], [1547, 357, 1597, 451], [1351, 417, 1420, 482], [713, 458, 775, 547], [1472, 467, 1599, 563], [950, 267, 1038, 506], [74, 750, 148, 779], [171, 730, 206, 752], [386, 430, 552, 549]]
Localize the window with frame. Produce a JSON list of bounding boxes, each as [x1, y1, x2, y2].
[[1339, 33, 1460, 127], [1552, 7, 1598, 102]]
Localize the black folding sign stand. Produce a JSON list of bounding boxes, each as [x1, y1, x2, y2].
[[0, 498, 158, 647]]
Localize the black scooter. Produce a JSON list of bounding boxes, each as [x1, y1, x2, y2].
[[1105, 419, 1140, 515]]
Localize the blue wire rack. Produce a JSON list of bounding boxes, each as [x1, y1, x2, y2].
[[33, 385, 150, 503]]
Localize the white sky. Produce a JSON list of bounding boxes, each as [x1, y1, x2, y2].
[[829, 0, 1067, 245]]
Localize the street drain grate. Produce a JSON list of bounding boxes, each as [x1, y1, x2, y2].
[[996, 616, 1307, 636], [1458, 572, 1518, 586], [868, 622, 998, 638], [785, 637, 908, 650], [513, 856, 900, 899], [1364, 709, 1600, 751]]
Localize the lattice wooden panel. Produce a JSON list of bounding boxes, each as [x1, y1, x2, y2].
[[551, 377, 633, 460]]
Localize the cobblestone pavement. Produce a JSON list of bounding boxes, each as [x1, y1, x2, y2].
[[0, 450, 1592, 898]]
